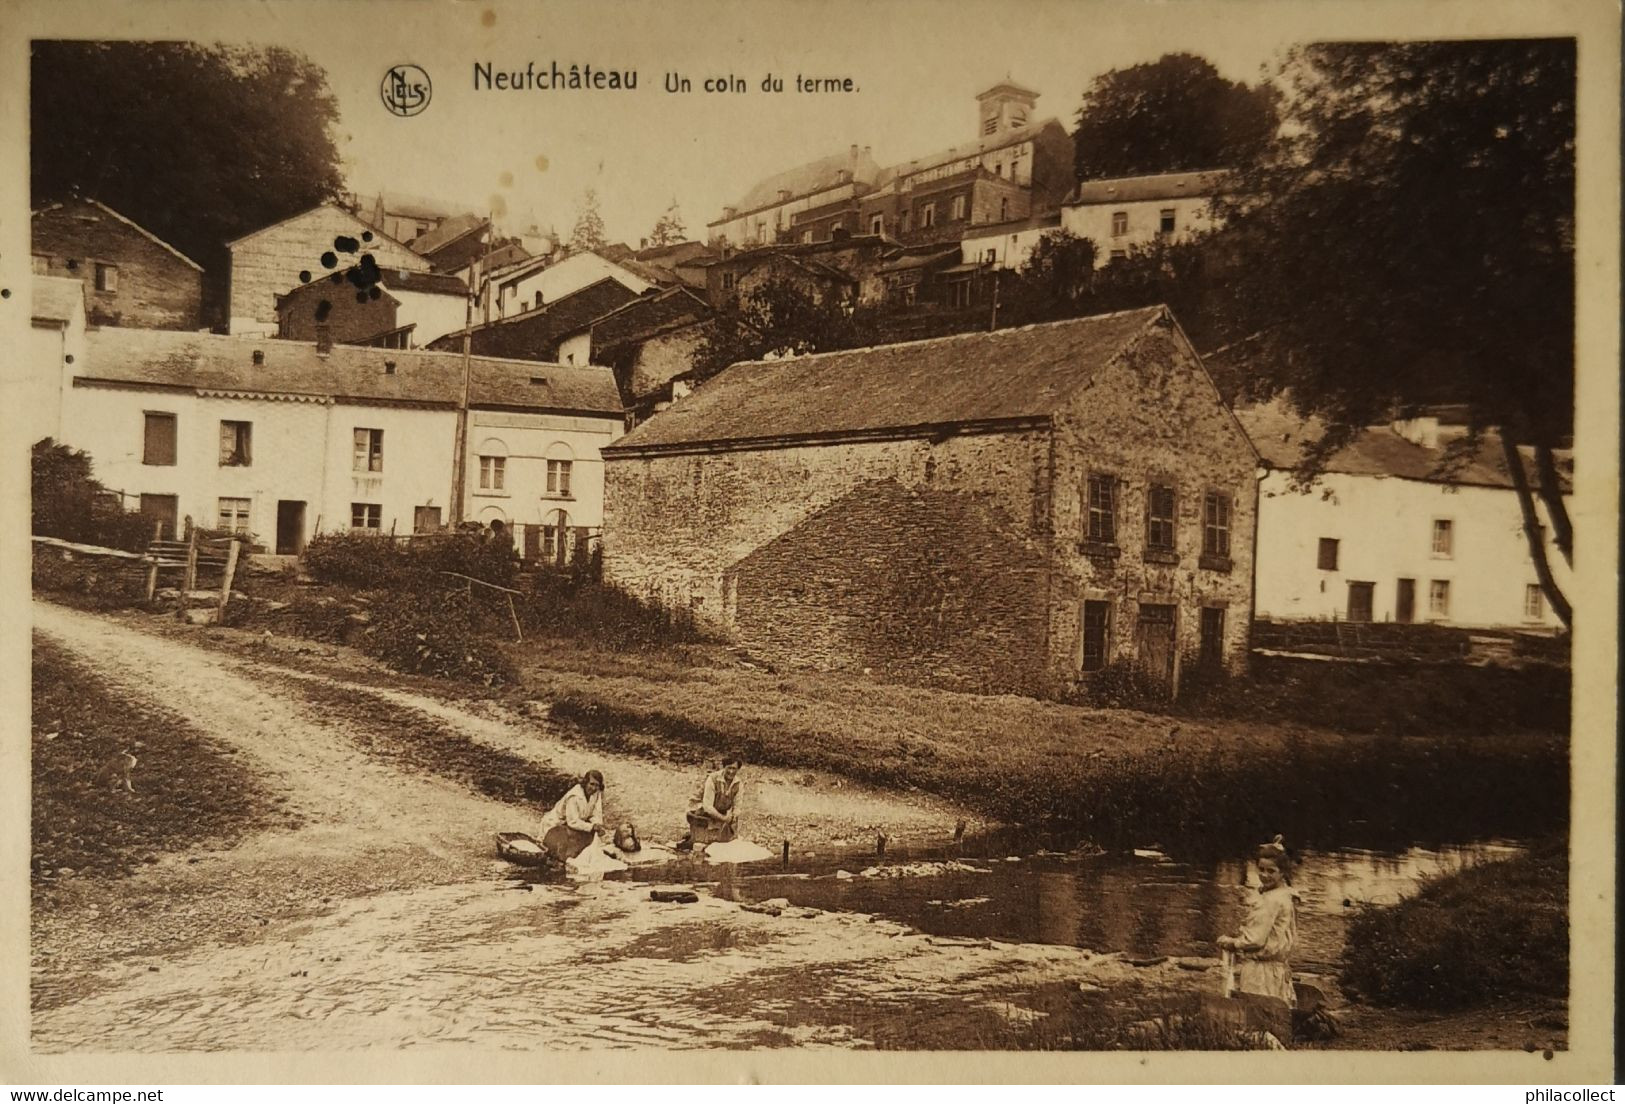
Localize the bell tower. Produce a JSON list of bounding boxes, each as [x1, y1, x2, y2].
[[976, 80, 1039, 138]]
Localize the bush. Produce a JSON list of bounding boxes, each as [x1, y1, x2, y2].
[[360, 590, 518, 686], [31, 547, 147, 609], [516, 568, 708, 650], [1075, 660, 1170, 710], [1340, 839, 1568, 1009], [302, 531, 516, 590]]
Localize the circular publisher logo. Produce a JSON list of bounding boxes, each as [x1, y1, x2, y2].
[[381, 64, 432, 117]]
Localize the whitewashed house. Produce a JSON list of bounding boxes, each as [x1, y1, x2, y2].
[[1061, 171, 1229, 266], [487, 250, 653, 321], [59, 327, 622, 560], [958, 213, 1063, 271], [1238, 401, 1572, 631]]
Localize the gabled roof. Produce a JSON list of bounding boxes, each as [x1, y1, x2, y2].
[[351, 191, 461, 222], [79, 328, 622, 416], [380, 269, 469, 297], [1234, 400, 1574, 492], [607, 306, 1169, 453], [884, 118, 1063, 185], [33, 198, 204, 272], [556, 286, 711, 345], [877, 246, 961, 274], [959, 212, 1063, 239], [408, 214, 487, 257], [32, 276, 86, 325], [226, 202, 420, 256], [1067, 170, 1233, 206], [430, 277, 643, 359]]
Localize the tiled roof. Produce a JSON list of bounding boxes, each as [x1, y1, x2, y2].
[[79, 328, 622, 415], [607, 306, 1168, 452], [961, 212, 1064, 238], [1068, 170, 1232, 206], [557, 286, 711, 350], [32, 276, 85, 324], [409, 214, 487, 257], [889, 118, 1062, 182], [429, 278, 642, 360], [1234, 400, 1573, 491], [34, 199, 205, 272], [379, 269, 469, 297]]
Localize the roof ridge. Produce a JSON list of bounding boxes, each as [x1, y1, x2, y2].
[[720, 305, 1166, 371]]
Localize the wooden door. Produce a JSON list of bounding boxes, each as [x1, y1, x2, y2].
[[138, 494, 178, 540], [1395, 578, 1416, 623], [1347, 581, 1375, 623], [1135, 603, 1177, 695], [275, 500, 306, 555]]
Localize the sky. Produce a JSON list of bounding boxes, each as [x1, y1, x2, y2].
[[215, 0, 1306, 246]]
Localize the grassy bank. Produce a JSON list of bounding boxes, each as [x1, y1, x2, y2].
[[30, 635, 301, 889], [1340, 839, 1568, 1010], [535, 650, 1566, 854]]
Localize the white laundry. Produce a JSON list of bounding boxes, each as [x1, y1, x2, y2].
[[704, 839, 774, 864]]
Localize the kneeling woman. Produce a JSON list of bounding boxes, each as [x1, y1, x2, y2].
[[538, 770, 606, 861], [676, 758, 743, 851]]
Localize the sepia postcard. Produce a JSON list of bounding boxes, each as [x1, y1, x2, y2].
[[0, 0, 1616, 1086]]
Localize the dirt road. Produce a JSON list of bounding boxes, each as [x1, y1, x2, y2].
[[33, 602, 1201, 1051]]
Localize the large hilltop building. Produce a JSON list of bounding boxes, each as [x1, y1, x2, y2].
[[707, 81, 1072, 251]]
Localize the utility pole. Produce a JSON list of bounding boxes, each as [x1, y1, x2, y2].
[[450, 214, 493, 526]]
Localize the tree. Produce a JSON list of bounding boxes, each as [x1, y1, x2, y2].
[[692, 278, 875, 382], [31, 439, 151, 551], [1213, 40, 1576, 625], [31, 42, 345, 325], [568, 188, 608, 253], [1073, 53, 1278, 180], [647, 201, 687, 247], [1003, 231, 1099, 322]]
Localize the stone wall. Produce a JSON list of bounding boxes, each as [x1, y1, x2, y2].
[[603, 427, 1055, 693], [1045, 323, 1258, 689], [230, 206, 425, 331], [33, 200, 204, 330]]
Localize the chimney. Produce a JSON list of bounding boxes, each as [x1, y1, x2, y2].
[[722, 206, 737, 220], [251, 349, 264, 366], [850, 144, 859, 160], [315, 323, 332, 355]]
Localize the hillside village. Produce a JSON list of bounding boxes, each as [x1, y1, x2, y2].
[[28, 76, 1572, 698]]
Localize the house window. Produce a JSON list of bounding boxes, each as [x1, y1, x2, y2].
[[1199, 606, 1225, 668], [802, 230, 814, 244], [353, 428, 383, 472], [1202, 491, 1232, 558], [219, 420, 252, 466], [951, 195, 967, 221], [217, 497, 252, 534], [920, 203, 936, 229], [1524, 584, 1544, 620], [1347, 581, 1375, 623], [1109, 249, 1127, 262], [534, 292, 543, 310], [1000, 198, 1009, 221], [1081, 600, 1111, 672], [722, 272, 736, 291], [350, 503, 382, 531], [1111, 211, 1128, 236], [870, 214, 884, 236], [1431, 518, 1453, 557], [1317, 537, 1339, 571], [414, 506, 442, 533], [142, 412, 177, 466], [479, 455, 506, 491], [95, 263, 119, 292], [982, 116, 998, 136], [946, 281, 971, 309], [984, 248, 998, 265], [138, 493, 178, 539], [1428, 579, 1451, 617], [1159, 208, 1176, 235], [1085, 474, 1117, 543], [31, 254, 49, 275], [1146, 483, 1176, 551], [901, 210, 912, 233], [546, 458, 573, 498]]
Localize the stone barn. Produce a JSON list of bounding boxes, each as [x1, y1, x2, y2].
[[601, 305, 1258, 697]]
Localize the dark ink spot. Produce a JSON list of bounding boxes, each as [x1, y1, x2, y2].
[[321, 251, 338, 269], [0, 288, 9, 299], [368, 286, 382, 300], [329, 272, 344, 285], [362, 231, 374, 242], [65, 354, 74, 364], [334, 235, 360, 254], [314, 299, 332, 323], [299, 270, 312, 283]]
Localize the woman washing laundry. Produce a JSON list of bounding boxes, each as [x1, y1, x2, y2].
[[675, 758, 743, 851], [537, 770, 607, 861]]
